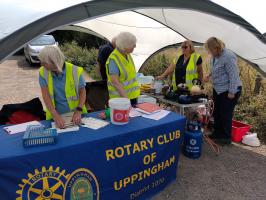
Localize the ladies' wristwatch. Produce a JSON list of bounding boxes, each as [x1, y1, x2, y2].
[[76, 106, 82, 112]]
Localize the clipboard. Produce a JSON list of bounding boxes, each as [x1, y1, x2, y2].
[[3, 121, 42, 135]]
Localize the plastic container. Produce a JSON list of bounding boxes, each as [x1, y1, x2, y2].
[[104, 108, 110, 119], [137, 95, 157, 104], [242, 132, 261, 147], [154, 80, 163, 94], [23, 125, 58, 148], [137, 75, 154, 85], [109, 98, 131, 125], [231, 120, 251, 142], [136, 73, 144, 77]]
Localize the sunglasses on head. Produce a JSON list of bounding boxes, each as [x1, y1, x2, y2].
[[181, 45, 188, 49]]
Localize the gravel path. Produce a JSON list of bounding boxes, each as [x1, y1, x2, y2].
[[0, 56, 41, 107], [0, 56, 93, 108], [153, 143, 266, 200]]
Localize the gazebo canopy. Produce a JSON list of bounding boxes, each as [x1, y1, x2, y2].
[[0, 0, 265, 74]]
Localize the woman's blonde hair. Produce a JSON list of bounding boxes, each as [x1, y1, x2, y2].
[[181, 40, 195, 53], [39, 45, 65, 71], [205, 37, 225, 53], [116, 32, 137, 51]]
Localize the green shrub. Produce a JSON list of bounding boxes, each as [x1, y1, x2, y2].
[[60, 41, 101, 80], [140, 53, 171, 77], [235, 95, 266, 142], [51, 30, 106, 49]]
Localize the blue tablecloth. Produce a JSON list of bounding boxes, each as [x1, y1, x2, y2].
[[0, 112, 186, 200]]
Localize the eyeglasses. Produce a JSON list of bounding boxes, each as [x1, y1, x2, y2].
[[181, 45, 188, 49]]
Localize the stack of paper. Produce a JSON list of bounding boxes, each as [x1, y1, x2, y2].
[[129, 108, 142, 118], [61, 112, 75, 126], [142, 110, 170, 120], [82, 117, 109, 130], [136, 103, 162, 114], [52, 112, 79, 133], [129, 108, 170, 121], [51, 122, 79, 133]]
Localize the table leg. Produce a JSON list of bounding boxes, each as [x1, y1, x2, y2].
[[181, 107, 185, 116]]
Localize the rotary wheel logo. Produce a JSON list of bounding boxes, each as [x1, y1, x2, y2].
[[114, 112, 124, 121], [190, 139, 197, 146], [16, 166, 69, 200]]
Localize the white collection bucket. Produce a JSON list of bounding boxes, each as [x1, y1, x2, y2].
[[109, 98, 131, 125]]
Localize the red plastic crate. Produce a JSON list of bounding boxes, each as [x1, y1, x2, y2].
[[231, 120, 251, 142]]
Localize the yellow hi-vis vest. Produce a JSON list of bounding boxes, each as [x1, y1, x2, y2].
[[106, 48, 140, 99], [39, 62, 87, 120], [172, 53, 200, 90]]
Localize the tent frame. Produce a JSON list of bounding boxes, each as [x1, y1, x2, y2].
[[0, 0, 265, 63]]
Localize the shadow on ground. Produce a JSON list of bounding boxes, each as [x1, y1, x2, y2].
[[17, 56, 40, 69]]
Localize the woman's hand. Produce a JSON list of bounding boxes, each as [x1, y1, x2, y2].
[[203, 74, 211, 83], [53, 114, 65, 129], [228, 93, 235, 99], [156, 75, 164, 80], [72, 111, 82, 125]]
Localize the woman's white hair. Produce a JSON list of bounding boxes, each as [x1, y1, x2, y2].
[[39, 45, 65, 71], [115, 32, 137, 51]]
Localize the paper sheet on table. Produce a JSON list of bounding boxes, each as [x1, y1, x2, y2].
[[82, 117, 109, 130], [136, 103, 161, 113], [3, 121, 42, 134], [51, 122, 79, 133], [51, 112, 80, 133], [61, 112, 74, 124], [135, 108, 161, 115], [141, 110, 170, 120], [129, 108, 142, 118]]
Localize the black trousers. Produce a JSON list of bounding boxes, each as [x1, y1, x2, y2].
[[213, 87, 241, 139]]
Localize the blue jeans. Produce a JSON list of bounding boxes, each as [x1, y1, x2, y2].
[[213, 87, 241, 139]]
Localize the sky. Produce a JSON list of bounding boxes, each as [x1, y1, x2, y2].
[[212, 0, 266, 34], [0, 0, 265, 36]]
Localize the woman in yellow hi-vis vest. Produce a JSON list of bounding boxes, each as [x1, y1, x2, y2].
[[157, 40, 203, 90], [38, 46, 87, 128], [106, 32, 140, 105]]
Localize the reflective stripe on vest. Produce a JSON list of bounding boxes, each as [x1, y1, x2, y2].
[[113, 54, 128, 80], [107, 77, 137, 87], [72, 65, 79, 99], [108, 86, 140, 96], [172, 53, 199, 90], [43, 67, 79, 101]]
